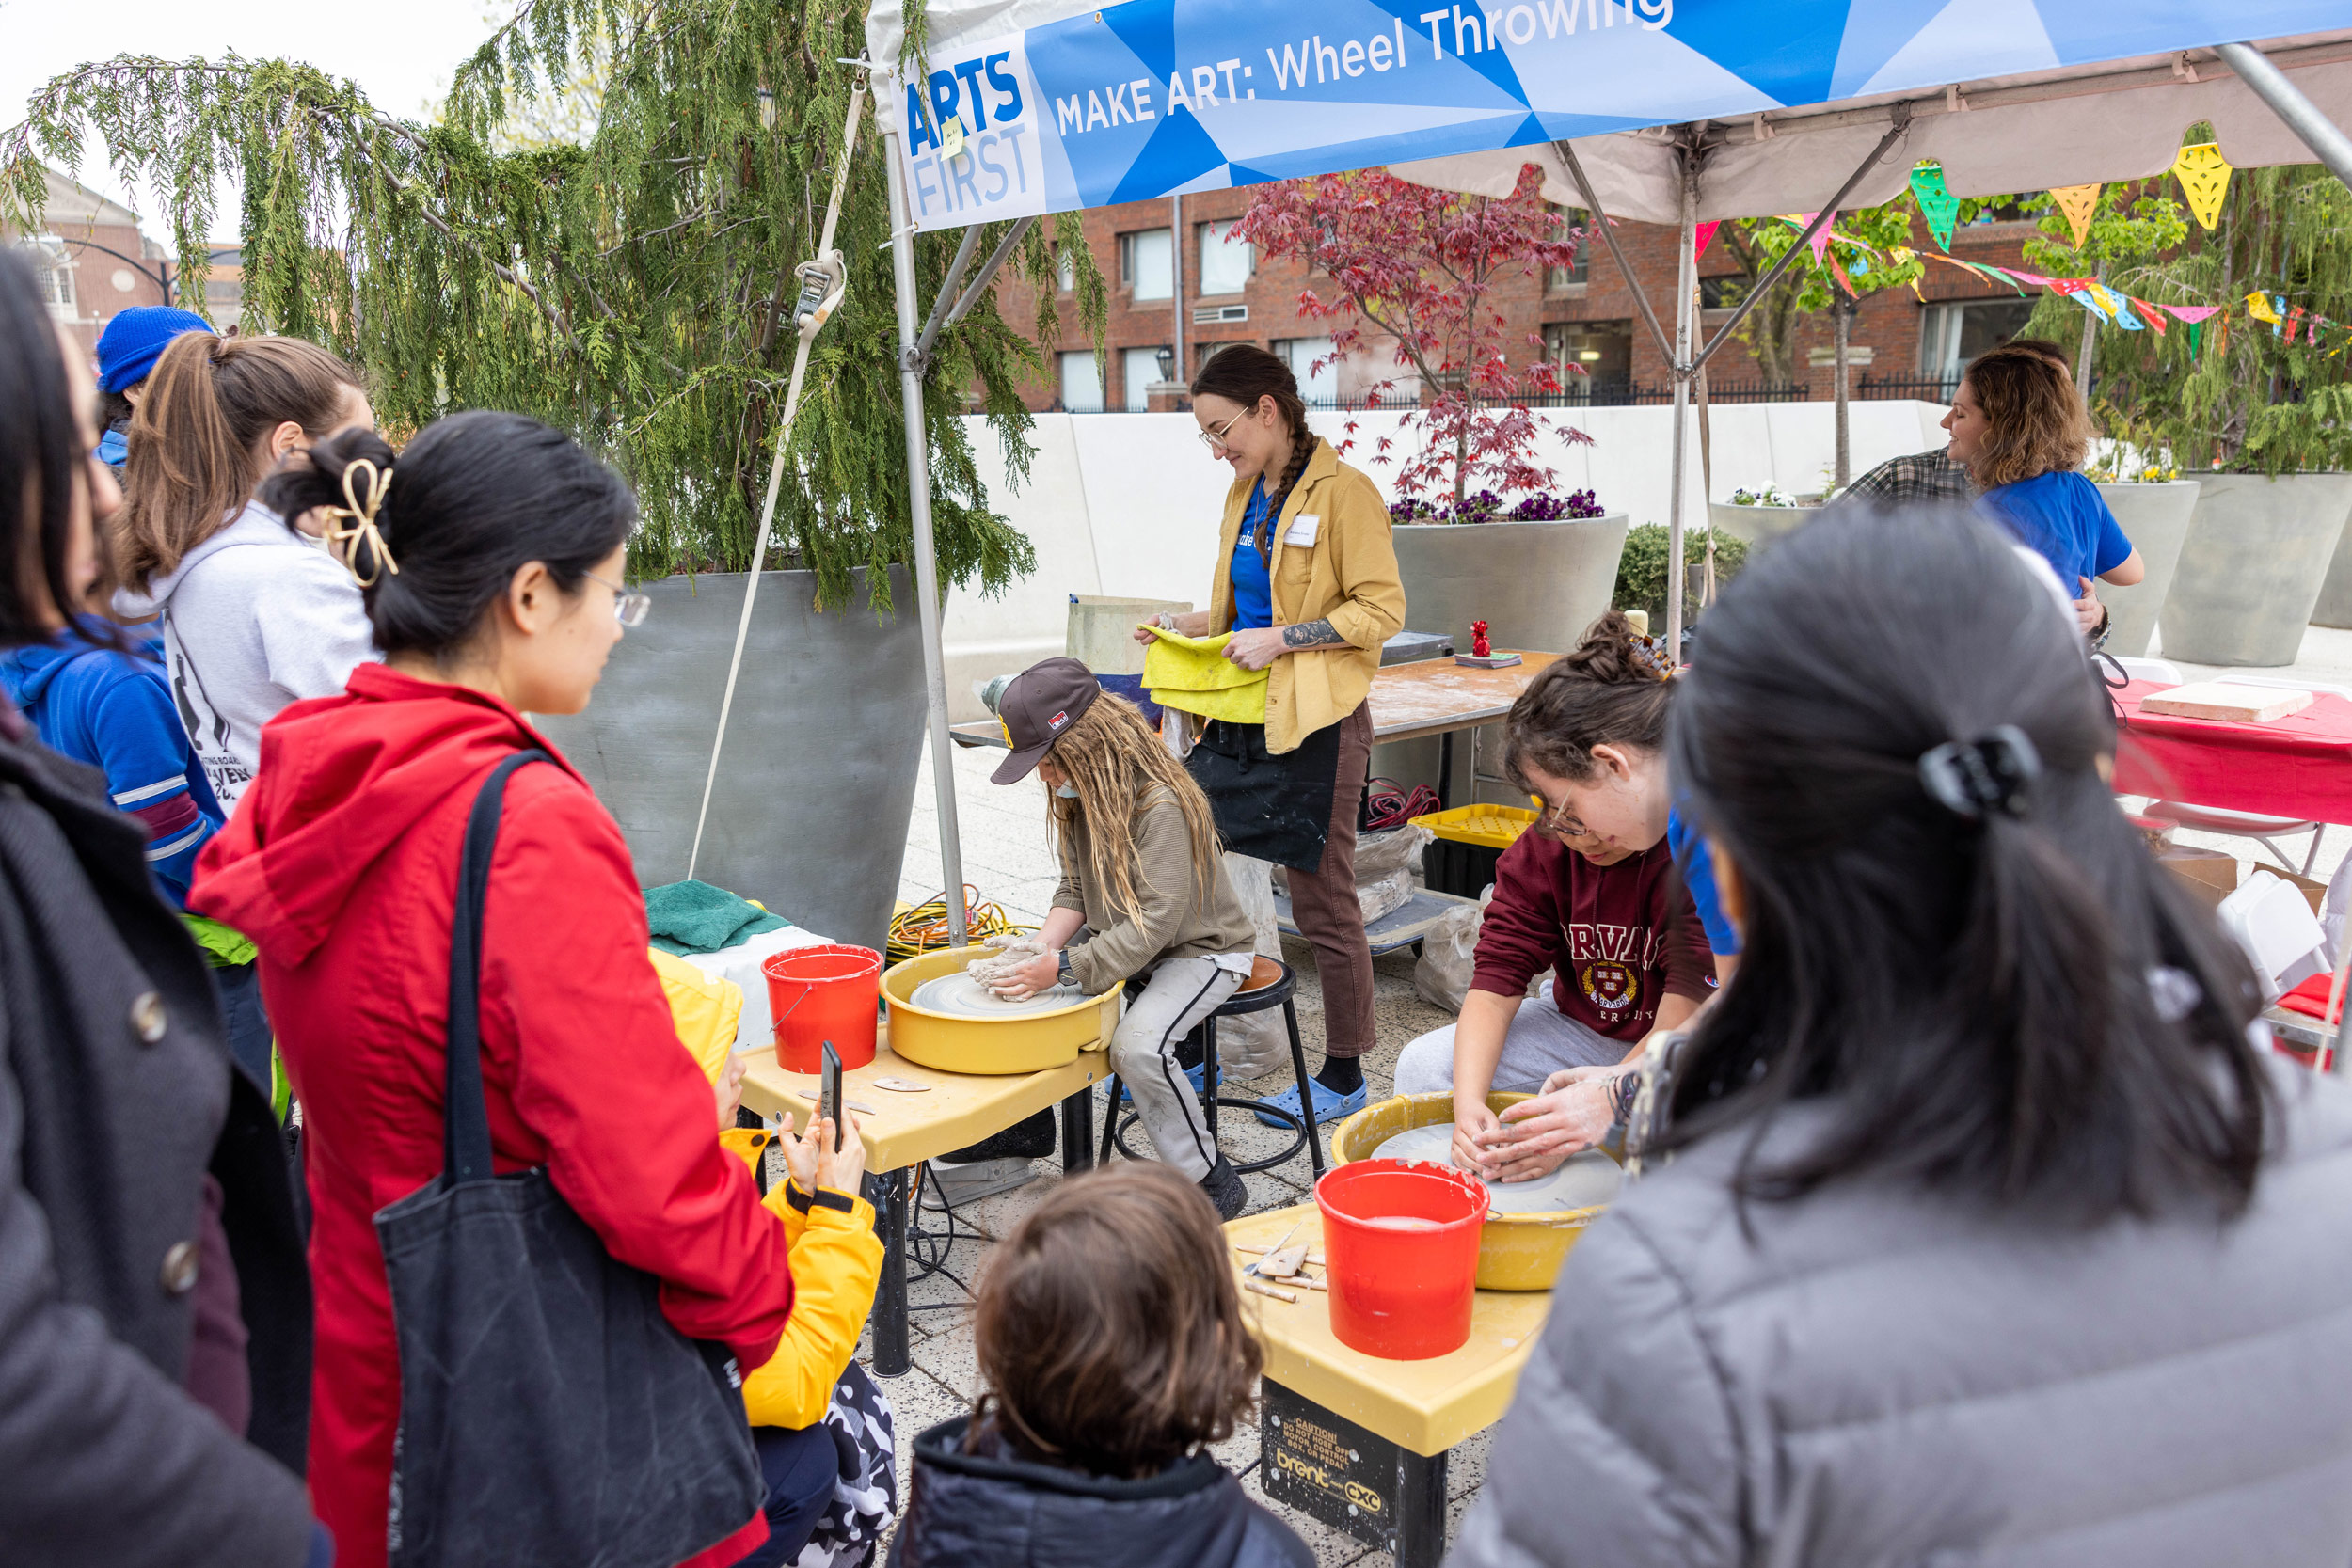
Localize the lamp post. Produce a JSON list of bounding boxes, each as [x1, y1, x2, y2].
[[1156, 345, 1174, 384]]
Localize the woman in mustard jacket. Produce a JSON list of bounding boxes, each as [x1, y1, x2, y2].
[[1137, 345, 1405, 1127]]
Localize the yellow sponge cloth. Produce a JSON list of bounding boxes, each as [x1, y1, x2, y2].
[[1144, 626, 1269, 724]]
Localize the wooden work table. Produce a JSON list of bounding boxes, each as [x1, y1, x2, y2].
[[1226, 1203, 1553, 1564], [738, 1021, 1109, 1376]]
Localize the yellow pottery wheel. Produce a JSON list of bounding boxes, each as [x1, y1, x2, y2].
[[882, 946, 1120, 1075], [1330, 1091, 1617, 1291]]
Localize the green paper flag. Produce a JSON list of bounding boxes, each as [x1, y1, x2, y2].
[[1910, 163, 1959, 251], [2188, 323, 2201, 358]]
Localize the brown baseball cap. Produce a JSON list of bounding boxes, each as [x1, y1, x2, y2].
[[991, 657, 1102, 784]]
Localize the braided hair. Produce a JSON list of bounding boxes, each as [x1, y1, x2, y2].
[[1502, 610, 1676, 790], [1189, 344, 1316, 562]]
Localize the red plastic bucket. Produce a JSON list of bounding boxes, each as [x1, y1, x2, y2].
[[761, 944, 882, 1072], [1314, 1159, 1489, 1360]]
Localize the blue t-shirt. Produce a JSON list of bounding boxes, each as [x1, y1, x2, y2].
[[1665, 807, 1739, 958], [1974, 471, 2133, 590], [1230, 482, 1276, 630]]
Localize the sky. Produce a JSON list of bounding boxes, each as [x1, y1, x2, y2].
[[0, 0, 507, 229]]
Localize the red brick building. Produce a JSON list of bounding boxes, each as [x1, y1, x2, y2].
[[993, 182, 2048, 412], [3, 168, 178, 357]]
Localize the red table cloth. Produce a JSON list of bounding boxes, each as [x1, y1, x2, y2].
[[2110, 679, 2352, 826]]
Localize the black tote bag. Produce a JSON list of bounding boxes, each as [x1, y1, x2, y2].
[[374, 751, 764, 1568]]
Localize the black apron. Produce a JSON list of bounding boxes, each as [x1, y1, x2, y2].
[[1186, 717, 1344, 875]]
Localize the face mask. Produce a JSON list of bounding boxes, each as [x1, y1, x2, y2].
[[1055, 784, 1080, 800]]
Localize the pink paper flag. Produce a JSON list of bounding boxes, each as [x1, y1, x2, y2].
[[2163, 303, 2223, 324], [2004, 269, 2057, 288], [1808, 213, 1835, 266], [1693, 220, 1720, 259]]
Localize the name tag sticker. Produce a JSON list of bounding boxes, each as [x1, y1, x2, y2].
[[1284, 515, 1321, 546]]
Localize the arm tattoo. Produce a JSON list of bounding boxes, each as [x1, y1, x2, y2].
[[1280, 618, 1346, 649]]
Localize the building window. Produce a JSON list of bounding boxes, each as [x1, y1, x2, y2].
[[1545, 205, 1588, 293], [1917, 299, 2039, 392], [1197, 219, 1253, 296], [1121, 346, 1168, 411], [1698, 276, 1744, 309], [1542, 321, 1632, 399], [24, 239, 75, 317], [1274, 337, 1338, 404], [1118, 229, 1173, 301], [1059, 349, 1104, 412]]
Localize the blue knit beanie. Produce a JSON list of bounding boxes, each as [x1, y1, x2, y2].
[[96, 307, 211, 394]]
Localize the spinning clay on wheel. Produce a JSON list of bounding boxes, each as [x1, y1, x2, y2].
[[1369, 1123, 1623, 1214], [908, 972, 1084, 1016]]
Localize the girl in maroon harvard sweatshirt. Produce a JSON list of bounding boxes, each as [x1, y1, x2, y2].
[[1393, 611, 1716, 1182]]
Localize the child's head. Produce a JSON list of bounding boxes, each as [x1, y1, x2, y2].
[[993, 657, 1221, 926], [1944, 343, 2091, 487], [115, 330, 371, 589], [1661, 511, 2267, 1222], [973, 1164, 1261, 1479], [1502, 610, 1676, 858]]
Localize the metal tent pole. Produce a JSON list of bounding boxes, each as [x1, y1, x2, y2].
[[882, 133, 969, 946], [2217, 40, 2352, 188], [1665, 152, 1697, 655]]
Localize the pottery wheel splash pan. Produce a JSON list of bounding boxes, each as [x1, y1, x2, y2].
[[882, 946, 1120, 1075], [1331, 1091, 1623, 1291]]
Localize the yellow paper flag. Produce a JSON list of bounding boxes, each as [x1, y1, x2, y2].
[[2247, 292, 2280, 325], [2049, 183, 2101, 250], [2172, 143, 2232, 230]]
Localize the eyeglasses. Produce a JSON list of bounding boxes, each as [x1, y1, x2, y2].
[[583, 570, 651, 628], [1197, 410, 1247, 452], [1535, 795, 1591, 840]]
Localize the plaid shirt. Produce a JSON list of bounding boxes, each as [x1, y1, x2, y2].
[[1837, 447, 1971, 506]]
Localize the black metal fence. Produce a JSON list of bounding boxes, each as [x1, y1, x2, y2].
[[1043, 375, 1958, 414], [1854, 375, 1963, 402]]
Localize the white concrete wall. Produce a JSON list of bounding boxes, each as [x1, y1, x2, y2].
[[942, 401, 1949, 720]]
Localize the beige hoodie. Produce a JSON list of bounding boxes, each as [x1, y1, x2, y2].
[[1053, 783, 1255, 995]]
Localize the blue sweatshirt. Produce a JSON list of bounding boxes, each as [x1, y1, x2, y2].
[[0, 620, 226, 905]]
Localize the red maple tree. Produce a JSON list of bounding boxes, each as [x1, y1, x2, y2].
[[1229, 163, 1591, 509]]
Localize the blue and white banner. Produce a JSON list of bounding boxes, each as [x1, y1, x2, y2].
[[881, 0, 2352, 230]]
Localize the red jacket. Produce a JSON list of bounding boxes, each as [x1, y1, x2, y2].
[[1470, 830, 1715, 1041], [193, 665, 792, 1568]]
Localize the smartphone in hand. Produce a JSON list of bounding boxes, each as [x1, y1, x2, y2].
[[818, 1040, 844, 1153]]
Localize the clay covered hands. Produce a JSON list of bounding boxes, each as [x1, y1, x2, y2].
[[1470, 1065, 1628, 1182]]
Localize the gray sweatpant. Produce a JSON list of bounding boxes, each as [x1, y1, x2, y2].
[[1110, 957, 1247, 1181], [1393, 990, 1629, 1099]]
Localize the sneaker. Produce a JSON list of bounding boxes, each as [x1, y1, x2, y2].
[[1120, 1061, 1207, 1102], [1253, 1078, 1368, 1129], [1200, 1153, 1249, 1221]]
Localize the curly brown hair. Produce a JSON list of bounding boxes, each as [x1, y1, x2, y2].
[[1502, 609, 1675, 791], [972, 1164, 1263, 1479], [1960, 343, 2092, 490]]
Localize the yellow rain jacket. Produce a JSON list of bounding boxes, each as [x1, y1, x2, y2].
[[659, 949, 882, 1430]]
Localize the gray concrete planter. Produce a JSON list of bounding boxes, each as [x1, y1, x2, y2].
[[1377, 514, 1629, 801], [532, 565, 926, 951], [2313, 497, 2352, 628], [2093, 480, 2201, 658], [1707, 500, 1816, 550], [2157, 474, 2352, 667]]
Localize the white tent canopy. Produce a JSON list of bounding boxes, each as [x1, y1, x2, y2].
[[783, 4, 2352, 942]]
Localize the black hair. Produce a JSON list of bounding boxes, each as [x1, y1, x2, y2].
[[1663, 510, 2271, 1224], [1188, 342, 1317, 560], [259, 410, 638, 658], [0, 250, 90, 648]]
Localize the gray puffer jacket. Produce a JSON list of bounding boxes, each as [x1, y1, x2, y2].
[[1451, 1059, 2352, 1568]]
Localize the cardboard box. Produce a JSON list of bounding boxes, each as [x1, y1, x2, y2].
[[2278, 869, 2329, 917], [2159, 846, 2241, 914]]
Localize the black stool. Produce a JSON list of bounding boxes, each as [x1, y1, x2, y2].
[[1101, 956, 1326, 1180]]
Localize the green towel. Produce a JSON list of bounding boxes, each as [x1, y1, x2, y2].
[[644, 879, 788, 956]]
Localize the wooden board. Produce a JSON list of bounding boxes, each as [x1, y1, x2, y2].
[[1366, 649, 1559, 744], [2139, 682, 2316, 723]]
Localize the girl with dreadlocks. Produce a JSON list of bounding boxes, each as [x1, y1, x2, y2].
[[986, 658, 1260, 1219]]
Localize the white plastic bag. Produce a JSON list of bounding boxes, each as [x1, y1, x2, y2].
[[1216, 851, 1290, 1079], [1413, 888, 1491, 1013]]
